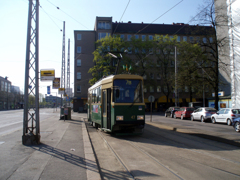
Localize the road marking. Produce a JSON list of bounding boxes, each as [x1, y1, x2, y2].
[[0, 121, 22, 128], [0, 142, 5, 145]]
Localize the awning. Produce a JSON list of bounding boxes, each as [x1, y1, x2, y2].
[[158, 96, 170, 103], [172, 98, 183, 103], [186, 98, 196, 102]]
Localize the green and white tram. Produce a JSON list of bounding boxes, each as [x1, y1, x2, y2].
[[87, 74, 145, 133]]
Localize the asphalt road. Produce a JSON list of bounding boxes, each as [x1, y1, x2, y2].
[[87, 113, 240, 180], [0, 108, 58, 137]]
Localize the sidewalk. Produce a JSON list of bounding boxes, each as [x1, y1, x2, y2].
[[0, 112, 100, 180]]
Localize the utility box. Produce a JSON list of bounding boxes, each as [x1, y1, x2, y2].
[[60, 107, 71, 120]]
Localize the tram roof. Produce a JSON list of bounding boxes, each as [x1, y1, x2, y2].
[[88, 74, 143, 91]]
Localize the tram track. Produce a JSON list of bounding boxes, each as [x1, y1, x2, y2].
[[97, 129, 184, 180], [92, 124, 240, 179]]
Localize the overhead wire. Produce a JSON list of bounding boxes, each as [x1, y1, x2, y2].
[[46, 0, 89, 30], [113, 0, 131, 34], [134, 0, 183, 35]]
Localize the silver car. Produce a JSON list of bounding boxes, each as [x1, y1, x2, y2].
[[211, 108, 240, 126], [191, 107, 217, 122]]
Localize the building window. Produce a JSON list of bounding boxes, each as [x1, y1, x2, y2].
[[120, 34, 125, 40], [203, 37, 207, 43], [98, 21, 111, 29], [157, 86, 161, 92], [1, 81, 4, 91], [185, 86, 189, 92], [77, 46, 81, 53], [196, 37, 200, 43], [135, 35, 139, 39], [127, 47, 132, 54], [183, 36, 187, 42], [135, 48, 139, 54], [77, 72, 81, 80], [77, 85, 81, 92], [77, 34, 82, 40], [177, 36, 181, 42], [190, 36, 194, 43], [8, 84, 11, 93], [98, 32, 110, 40], [77, 59, 81, 67], [143, 74, 147, 79], [149, 35, 153, 40], [5, 83, 7, 92], [149, 48, 153, 54], [150, 86, 154, 92], [157, 73, 161, 79], [156, 49, 160, 54], [142, 35, 146, 41], [142, 48, 146, 54], [209, 37, 213, 43], [144, 87, 147, 93], [127, 35, 132, 41]]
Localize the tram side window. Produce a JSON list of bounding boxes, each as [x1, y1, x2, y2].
[[92, 89, 96, 103], [98, 87, 101, 103]]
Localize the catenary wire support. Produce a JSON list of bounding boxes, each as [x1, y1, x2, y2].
[[22, 0, 40, 145], [67, 39, 70, 106], [61, 21, 66, 107]]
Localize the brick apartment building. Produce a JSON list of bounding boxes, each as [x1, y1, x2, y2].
[[73, 16, 214, 112]]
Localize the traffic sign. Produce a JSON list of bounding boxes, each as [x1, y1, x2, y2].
[[148, 95, 155, 102]]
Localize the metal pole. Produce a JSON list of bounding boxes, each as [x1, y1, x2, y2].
[[175, 46, 178, 107], [150, 101, 152, 122]]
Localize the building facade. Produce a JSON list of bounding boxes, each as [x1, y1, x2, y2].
[[74, 16, 214, 112], [0, 76, 12, 110]]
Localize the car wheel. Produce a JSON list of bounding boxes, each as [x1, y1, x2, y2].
[[201, 116, 204, 123], [165, 113, 167, 117], [181, 115, 184, 120], [191, 115, 194, 121], [235, 122, 240, 132], [174, 114, 177, 119], [227, 119, 232, 126], [212, 117, 216, 124]]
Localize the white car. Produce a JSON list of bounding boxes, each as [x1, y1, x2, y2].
[[191, 107, 217, 122], [211, 108, 240, 126]]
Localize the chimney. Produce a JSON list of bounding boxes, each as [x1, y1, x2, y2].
[[5, 76, 8, 80]]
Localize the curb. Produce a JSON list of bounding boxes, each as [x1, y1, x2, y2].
[[82, 118, 101, 180]]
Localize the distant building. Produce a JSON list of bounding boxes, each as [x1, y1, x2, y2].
[[45, 95, 61, 107], [74, 16, 215, 112], [11, 85, 20, 94], [0, 76, 11, 110]]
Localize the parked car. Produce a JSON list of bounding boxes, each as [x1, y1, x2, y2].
[[232, 118, 240, 132], [191, 107, 217, 122], [174, 107, 195, 120], [211, 108, 240, 125], [165, 107, 180, 118]]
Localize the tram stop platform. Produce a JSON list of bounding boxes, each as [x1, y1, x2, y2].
[[0, 112, 100, 180]]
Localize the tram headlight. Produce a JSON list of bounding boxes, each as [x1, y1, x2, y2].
[[116, 116, 124, 120], [137, 115, 144, 120]]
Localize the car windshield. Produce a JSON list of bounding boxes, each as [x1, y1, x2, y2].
[[232, 109, 240, 114], [186, 108, 195, 111], [113, 79, 143, 103]]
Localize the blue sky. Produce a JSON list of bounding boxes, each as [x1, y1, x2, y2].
[[0, 0, 206, 96]]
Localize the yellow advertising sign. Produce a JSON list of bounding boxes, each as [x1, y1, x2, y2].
[[58, 88, 65, 95], [40, 69, 55, 81], [52, 78, 60, 89]]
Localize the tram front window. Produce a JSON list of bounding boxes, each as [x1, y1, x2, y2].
[[113, 79, 143, 103]]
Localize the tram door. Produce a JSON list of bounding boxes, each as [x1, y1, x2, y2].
[[102, 89, 111, 129]]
